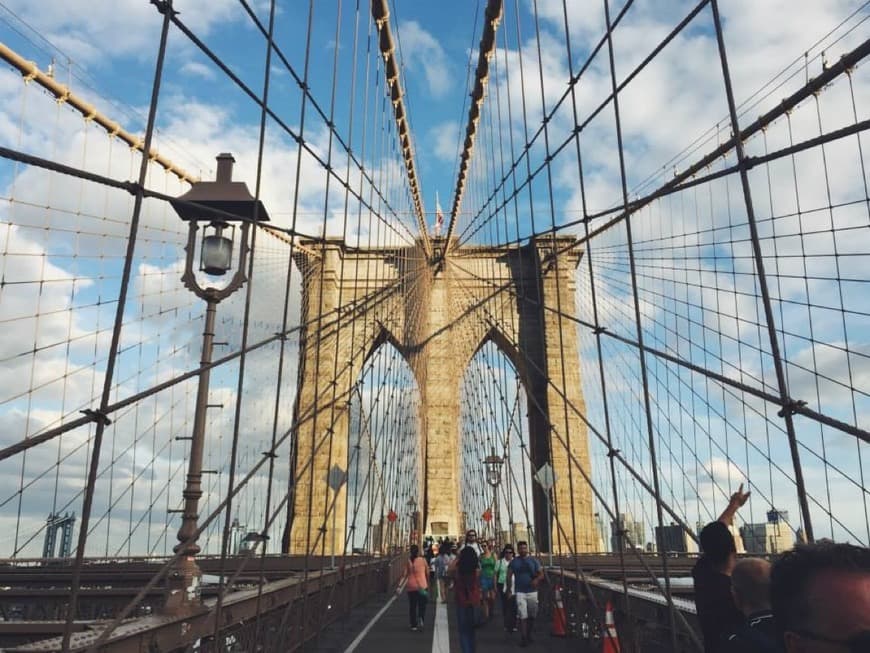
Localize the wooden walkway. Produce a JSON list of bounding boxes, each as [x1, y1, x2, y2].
[[313, 583, 597, 653]]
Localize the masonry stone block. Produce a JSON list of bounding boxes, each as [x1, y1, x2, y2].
[[286, 236, 594, 555]]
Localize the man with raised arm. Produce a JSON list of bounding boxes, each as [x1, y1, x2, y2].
[[692, 483, 750, 652]]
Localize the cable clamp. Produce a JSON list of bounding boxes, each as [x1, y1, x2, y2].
[[151, 0, 179, 17], [81, 408, 112, 426], [607, 448, 620, 458], [593, 326, 607, 335], [262, 450, 278, 459], [777, 399, 807, 418]]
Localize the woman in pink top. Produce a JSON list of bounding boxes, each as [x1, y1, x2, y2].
[[402, 543, 429, 631]]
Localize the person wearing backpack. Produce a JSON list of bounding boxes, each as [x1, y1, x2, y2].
[[505, 540, 543, 647]]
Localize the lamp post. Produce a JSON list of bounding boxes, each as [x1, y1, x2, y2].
[[484, 448, 503, 541], [327, 464, 348, 568], [166, 153, 269, 616], [407, 497, 418, 546]]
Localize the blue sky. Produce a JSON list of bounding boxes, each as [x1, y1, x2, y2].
[[0, 0, 868, 556]]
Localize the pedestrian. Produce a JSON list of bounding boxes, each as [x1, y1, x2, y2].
[[428, 542, 440, 600], [479, 541, 497, 620], [451, 546, 482, 653], [462, 528, 482, 556], [400, 543, 429, 632], [717, 558, 780, 652], [692, 483, 750, 652], [495, 544, 517, 632], [771, 541, 870, 652], [506, 540, 543, 647], [436, 540, 455, 604]]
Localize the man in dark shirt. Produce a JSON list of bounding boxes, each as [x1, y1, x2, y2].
[[717, 558, 781, 652], [692, 483, 750, 652]]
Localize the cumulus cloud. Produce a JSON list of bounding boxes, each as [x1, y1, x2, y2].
[[1, 0, 240, 64], [180, 60, 216, 80], [397, 20, 451, 98], [429, 120, 460, 163]]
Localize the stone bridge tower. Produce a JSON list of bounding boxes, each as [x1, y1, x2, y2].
[[285, 236, 594, 555]]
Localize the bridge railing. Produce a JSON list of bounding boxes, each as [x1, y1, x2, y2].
[[4, 556, 404, 653], [536, 562, 702, 653]]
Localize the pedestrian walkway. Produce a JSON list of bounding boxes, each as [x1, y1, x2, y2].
[[317, 585, 589, 652]]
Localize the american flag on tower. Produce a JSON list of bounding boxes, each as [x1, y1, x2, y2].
[[434, 192, 444, 237]]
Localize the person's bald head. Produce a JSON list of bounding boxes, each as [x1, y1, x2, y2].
[[731, 558, 771, 615]]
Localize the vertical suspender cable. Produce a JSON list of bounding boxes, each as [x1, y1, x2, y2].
[[709, 0, 814, 542]]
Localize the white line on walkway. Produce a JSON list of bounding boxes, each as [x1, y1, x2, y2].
[[343, 582, 405, 653], [433, 596, 450, 653]]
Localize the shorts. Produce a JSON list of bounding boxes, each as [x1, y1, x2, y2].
[[515, 591, 538, 620], [480, 576, 494, 592]]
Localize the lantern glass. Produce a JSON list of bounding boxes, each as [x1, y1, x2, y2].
[[484, 453, 503, 486], [200, 222, 234, 275]]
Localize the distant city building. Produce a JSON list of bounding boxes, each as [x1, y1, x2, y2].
[[729, 524, 747, 554], [795, 526, 808, 545], [371, 521, 384, 554], [740, 509, 793, 554], [594, 514, 608, 552], [655, 523, 699, 553], [611, 513, 645, 551]]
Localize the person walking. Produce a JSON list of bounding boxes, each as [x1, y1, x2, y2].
[[506, 540, 543, 647], [479, 541, 497, 621], [451, 546, 482, 653], [401, 543, 429, 632], [436, 540, 455, 603], [495, 544, 516, 632]]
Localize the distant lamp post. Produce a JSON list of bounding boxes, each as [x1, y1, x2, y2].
[[407, 497, 418, 546], [327, 464, 348, 568], [484, 448, 503, 540], [165, 153, 269, 616]]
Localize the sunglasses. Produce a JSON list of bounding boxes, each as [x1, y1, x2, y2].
[[793, 629, 870, 653]]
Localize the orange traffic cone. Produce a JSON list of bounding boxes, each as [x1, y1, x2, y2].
[[551, 584, 567, 636], [602, 600, 621, 652]]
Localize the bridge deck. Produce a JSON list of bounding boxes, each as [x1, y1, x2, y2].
[[315, 583, 587, 653]]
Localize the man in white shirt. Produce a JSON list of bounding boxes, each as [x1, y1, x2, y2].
[[461, 529, 482, 556]]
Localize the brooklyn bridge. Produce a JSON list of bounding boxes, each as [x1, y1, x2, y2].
[[0, 0, 867, 651]]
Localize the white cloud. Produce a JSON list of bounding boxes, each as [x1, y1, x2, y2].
[[397, 20, 451, 98], [1, 0, 240, 64], [429, 120, 460, 163], [180, 60, 216, 80]]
